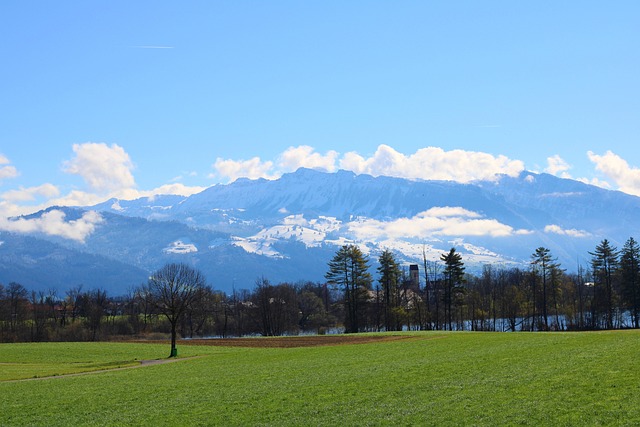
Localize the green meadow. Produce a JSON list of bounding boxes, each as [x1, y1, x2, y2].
[[1, 331, 639, 426]]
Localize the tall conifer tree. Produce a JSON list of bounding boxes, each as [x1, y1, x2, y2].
[[326, 245, 372, 333], [531, 247, 560, 330], [441, 248, 465, 331], [619, 237, 640, 328], [377, 249, 401, 331], [590, 239, 619, 329]]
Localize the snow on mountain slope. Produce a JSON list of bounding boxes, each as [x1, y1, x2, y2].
[[176, 168, 508, 223], [92, 195, 187, 220], [89, 168, 640, 267]]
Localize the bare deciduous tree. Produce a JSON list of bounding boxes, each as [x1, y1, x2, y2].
[[147, 263, 206, 357]]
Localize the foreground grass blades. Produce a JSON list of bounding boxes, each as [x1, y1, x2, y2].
[[1, 331, 639, 426]]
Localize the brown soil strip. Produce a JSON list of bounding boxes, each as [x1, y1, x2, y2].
[[134, 333, 440, 348]]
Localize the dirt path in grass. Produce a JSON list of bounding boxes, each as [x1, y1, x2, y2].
[[2, 356, 201, 383]]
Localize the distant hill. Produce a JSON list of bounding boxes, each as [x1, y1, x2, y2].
[[0, 232, 148, 295]]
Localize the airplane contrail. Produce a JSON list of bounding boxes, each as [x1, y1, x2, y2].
[[130, 45, 175, 49]]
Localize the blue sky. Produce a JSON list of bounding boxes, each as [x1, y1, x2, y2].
[[1, 1, 640, 218]]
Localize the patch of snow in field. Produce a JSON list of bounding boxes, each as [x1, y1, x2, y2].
[[163, 240, 198, 254], [232, 237, 285, 258], [309, 216, 342, 233], [283, 214, 308, 226], [324, 236, 358, 247], [146, 205, 173, 211]]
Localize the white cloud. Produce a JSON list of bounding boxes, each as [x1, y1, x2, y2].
[[1, 184, 60, 202], [339, 145, 525, 182], [576, 176, 612, 189], [0, 209, 103, 242], [58, 143, 205, 201], [545, 155, 572, 178], [278, 145, 339, 173], [63, 142, 136, 193], [211, 146, 339, 183], [42, 190, 109, 210], [422, 206, 481, 218], [587, 150, 640, 196], [115, 183, 206, 200], [1, 143, 207, 218], [145, 183, 206, 197], [544, 224, 590, 238], [0, 201, 24, 218], [170, 171, 198, 183], [0, 166, 19, 180], [211, 144, 525, 184], [0, 155, 19, 181], [348, 206, 531, 240], [210, 157, 276, 182], [29, 184, 205, 211], [111, 200, 124, 211], [0, 188, 106, 219]]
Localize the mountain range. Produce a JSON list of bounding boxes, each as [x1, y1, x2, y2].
[[2, 168, 639, 295]]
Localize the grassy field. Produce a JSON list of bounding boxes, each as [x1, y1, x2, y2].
[[1, 331, 639, 426]]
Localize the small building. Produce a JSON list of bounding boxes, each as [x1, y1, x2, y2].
[[409, 264, 419, 290]]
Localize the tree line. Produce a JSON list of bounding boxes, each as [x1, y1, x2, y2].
[[0, 265, 342, 344], [324, 238, 640, 333], [1, 237, 639, 343]]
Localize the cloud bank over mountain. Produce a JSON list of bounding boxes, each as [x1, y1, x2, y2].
[[348, 207, 532, 241], [0, 209, 103, 242], [2, 142, 640, 244], [210, 145, 640, 200], [211, 145, 526, 184], [0, 155, 19, 181], [587, 150, 640, 196]]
